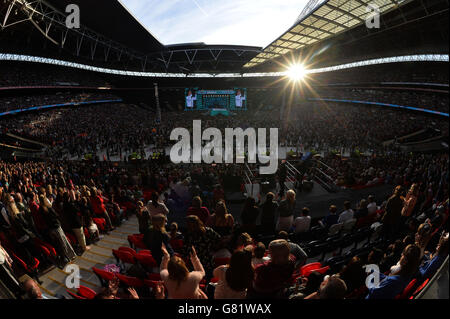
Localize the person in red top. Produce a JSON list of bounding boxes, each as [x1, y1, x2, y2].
[[186, 196, 210, 225], [90, 188, 113, 231], [29, 192, 47, 235], [248, 239, 295, 299]]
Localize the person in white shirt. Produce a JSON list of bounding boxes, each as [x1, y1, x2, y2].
[[338, 201, 354, 223], [186, 90, 197, 109], [235, 89, 246, 108], [0, 242, 22, 297], [294, 207, 311, 233], [367, 195, 378, 215], [251, 242, 270, 267], [147, 192, 169, 218]]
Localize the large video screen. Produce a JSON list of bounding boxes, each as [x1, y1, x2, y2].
[[185, 88, 247, 111]]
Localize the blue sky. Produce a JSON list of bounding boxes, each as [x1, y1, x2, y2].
[[119, 0, 308, 47]]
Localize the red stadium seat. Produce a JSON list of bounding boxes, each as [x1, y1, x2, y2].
[[299, 262, 322, 276], [92, 218, 107, 232], [112, 249, 136, 265], [33, 238, 57, 258], [92, 267, 115, 287], [395, 279, 418, 299], [116, 273, 144, 288], [127, 235, 147, 250], [118, 246, 137, 257], [78, 285, 97, 299], [11, 252, 39, 274], [66, 289, 86, 299], [136, 254, 158, 268], [312, 266, 330, 276], [65, 232, 78, 247], [409, 279, 430, 299], [138, 249, 152, 256]]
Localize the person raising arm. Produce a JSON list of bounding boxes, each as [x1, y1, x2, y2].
[[160, 244, 207, 299]]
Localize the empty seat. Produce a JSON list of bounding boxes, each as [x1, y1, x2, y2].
[[118, 246, 137, 257], [77, 285, 97, 299], [127, 235, 147, 250], [328, 223, 344, 236], [112, 249, 136, 266], [342, 219, 357, 233], [299, 262, 322, 276], [66, 289, 87, 299]]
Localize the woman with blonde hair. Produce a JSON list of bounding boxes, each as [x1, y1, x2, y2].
[[366, 244, 421, 299], [401, 183, 419, 218], [136, 201, 151, 234], [5, 194, 41, 269], [415, 222, 433, 259], [46, 184, 56, 204], [276, 189, 296, 232], [160, 244, 207, 299], [207, 200, 234, 236]]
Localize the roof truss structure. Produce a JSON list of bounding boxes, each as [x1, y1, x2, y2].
[[0, 0, 261, 73], [244, 0, 412, 68]]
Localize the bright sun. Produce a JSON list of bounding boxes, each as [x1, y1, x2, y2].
[[287, 64, 307, 81]]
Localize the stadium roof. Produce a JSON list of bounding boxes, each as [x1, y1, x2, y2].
[[0, 0, 262, 73], [244, 0, 412, 68], [0, 0, 447, 74], [44, 0, 164, 53]]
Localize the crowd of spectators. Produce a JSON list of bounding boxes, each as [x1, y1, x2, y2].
[[0, 66, 448, 299], [0, 142, 447, 299], [0, 63, 109, 88], [314, 88, 449, 113], [0, 92, 119, 114], [2, 99, 448, 158]]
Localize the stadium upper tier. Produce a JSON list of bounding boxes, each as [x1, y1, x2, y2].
[[0, 0, 448, 74]]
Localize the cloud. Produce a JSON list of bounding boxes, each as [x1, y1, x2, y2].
[[120, 0, 308, 47]]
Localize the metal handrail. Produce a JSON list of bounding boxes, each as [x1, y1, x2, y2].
[[245, 163, 254, 177], [315, 159, 337, 174], [416, 255, 449, 299], [314, 167, 335, 184], [285, 161, 301, 175]]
